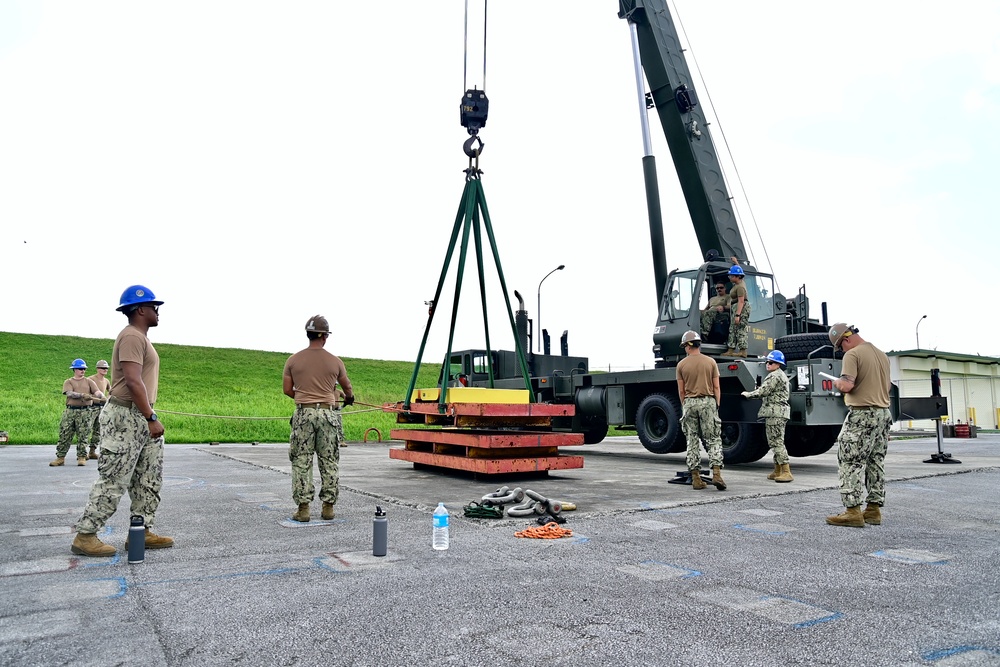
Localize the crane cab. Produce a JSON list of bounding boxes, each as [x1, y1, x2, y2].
[[651, 261, 786, 366]]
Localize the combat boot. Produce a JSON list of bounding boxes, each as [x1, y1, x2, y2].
[[863, 503, 882, 525], [77, 457, 87, 466], [127, 529, 174, 549], [735, 349, 747, 358], [711, 466, 727, 490], [767, 463, 780, 480], [71, 533, 115, 557], [826, 506, 864, 527], [49, 457, 65, 467], [774, 463, 794, 483], [88, 446, 98, 460], [321, 502, 335, 520], [690, 469, 706, 490], [722, 348, 736, 357], [293, 503, 310, 522]]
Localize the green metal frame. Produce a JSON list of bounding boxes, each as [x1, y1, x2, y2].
[[404, 175, 534, 411]]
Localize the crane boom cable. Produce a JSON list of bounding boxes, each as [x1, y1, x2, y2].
[[670, 0, 780, 294], [462, 0, 488, 92]]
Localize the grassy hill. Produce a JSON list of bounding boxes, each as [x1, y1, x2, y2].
[[0, 331, 440, 445]]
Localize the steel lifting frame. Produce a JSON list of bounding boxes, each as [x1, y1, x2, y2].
[[403, 174, 533, 412]]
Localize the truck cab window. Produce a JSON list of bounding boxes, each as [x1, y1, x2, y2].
[[742, 274, 774, 323], [661, 272, 698, 320]]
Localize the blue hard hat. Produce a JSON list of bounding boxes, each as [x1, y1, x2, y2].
[[765, 350, 786, 366], [117, 284, 164, 312], [70, 358, 88, 370], [729, 265, 745, 276]]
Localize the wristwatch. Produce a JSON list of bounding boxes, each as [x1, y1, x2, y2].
[[146, 412, 158, 422]]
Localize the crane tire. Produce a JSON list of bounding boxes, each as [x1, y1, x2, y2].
[[721, 421, 769, 465], [635, 393, 683, 454], [775, 333, 842, 362], [784, 424, 840, 457]]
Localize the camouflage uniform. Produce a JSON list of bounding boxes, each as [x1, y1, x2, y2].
[[76, 404, 164, 533], [727, 297, 751, 352], [289, 407, 341, 505], [56, 408, 93, 460], [681, 396, 724, 469], [700, 293, 729, 335], [87, 406, 103, 446], [836, 407, 892, 507], [87, 375, 110, 446], [743, 367, 790, 465]]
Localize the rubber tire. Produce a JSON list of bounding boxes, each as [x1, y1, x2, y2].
[[775, 333, 842, 362], [720, 421, 769, 465], [784, 424, 840, 458], [636, 393, 683, 454]]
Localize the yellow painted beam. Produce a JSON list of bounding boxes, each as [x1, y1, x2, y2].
[[411, 387, 531, 404]]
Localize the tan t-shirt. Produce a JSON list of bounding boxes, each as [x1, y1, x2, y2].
[[729, 282, 748, 313], [88, 374, 111, 403], [63, 376, 100, 407], [283, 348, 353, 404], [110, 325, 160, 405], [677, 353, 719, 399], [842, 341, 890, 408], [706, 293, 730, 310]]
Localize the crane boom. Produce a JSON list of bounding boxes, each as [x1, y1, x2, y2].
[[618, 0, 748, 265]]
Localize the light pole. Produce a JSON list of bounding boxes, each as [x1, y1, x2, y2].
[[537, 264, 565, 352], [915, 314, 927, 349]]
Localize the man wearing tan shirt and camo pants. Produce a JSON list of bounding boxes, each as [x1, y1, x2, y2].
[[52, 358, 103, 467], [71, 285, 173, 557], [826, 322, 893, 528], [283, 315, 355, 522], [86, 359, 112, 459], [676, 330, 727, 491]]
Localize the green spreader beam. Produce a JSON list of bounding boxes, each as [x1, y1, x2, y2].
[[404, 174, 534, 412]]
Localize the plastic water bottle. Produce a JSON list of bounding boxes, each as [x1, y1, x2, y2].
[[373, 506, 388, 557], [432, 502, 449, 551], [127, 515, 145, 564]]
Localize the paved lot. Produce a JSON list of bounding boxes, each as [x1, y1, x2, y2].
[[2, 434, 999, 666]]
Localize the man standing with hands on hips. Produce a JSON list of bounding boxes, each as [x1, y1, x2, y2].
[[676, 330, 727, 491], [71, 285, 173, 557], [283, 315, 355, 523], [826, 322, 893, 528]]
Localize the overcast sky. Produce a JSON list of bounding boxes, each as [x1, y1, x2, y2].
[[2, 1, 998, 371]]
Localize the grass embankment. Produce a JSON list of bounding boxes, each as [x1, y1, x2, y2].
[[0, 331, 440, 445]]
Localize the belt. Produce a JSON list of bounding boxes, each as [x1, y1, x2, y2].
[[848, 405, 886, 410], [66, 405, 90, 410], [297, 403, 336, 410], [108, 397, 153, 409]]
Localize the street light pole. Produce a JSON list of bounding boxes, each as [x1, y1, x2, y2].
[[915, 314, 927, 349], [537, 264, 565, 353]]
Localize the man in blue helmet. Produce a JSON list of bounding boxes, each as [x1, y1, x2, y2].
[[72, 285, 173, 557], [741, 350, 792, 482], [50, 359, 104, 467], [725, 260, 750, 357]]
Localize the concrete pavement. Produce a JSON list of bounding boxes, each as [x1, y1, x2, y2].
[[1, 434, 998, 666]]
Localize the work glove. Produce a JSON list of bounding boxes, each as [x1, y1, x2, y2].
[[740, 391, 750, 398], [343, 395, 355, 407]]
